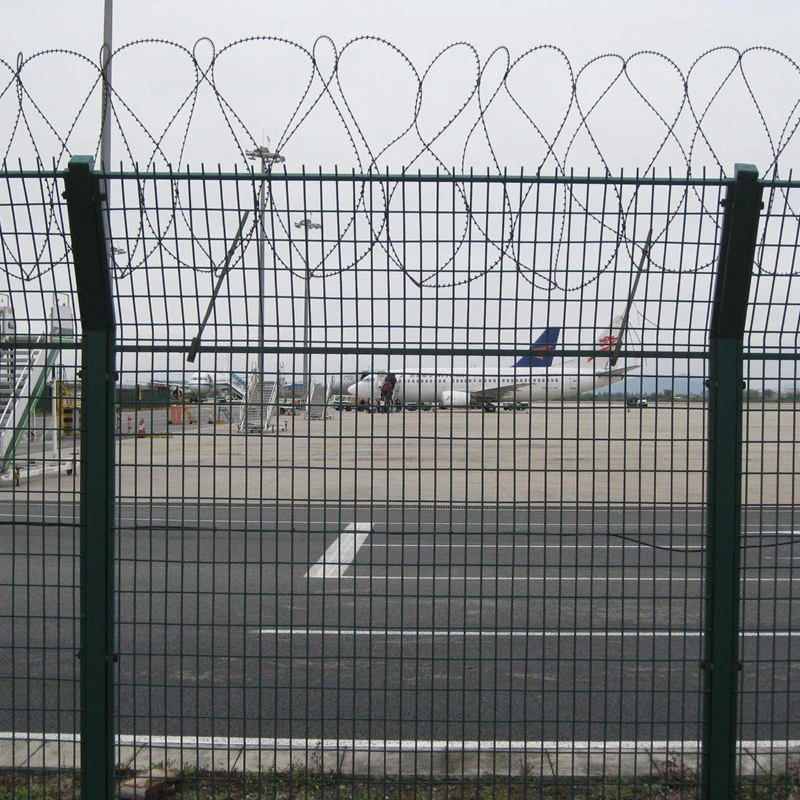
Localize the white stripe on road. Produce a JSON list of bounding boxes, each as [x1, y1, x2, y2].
[[381, 543, 705, 551], [307, 523, 372, 578], [255, 628, 799, 638], [3, 730, 800, 754], [322, 574, 799, 582]]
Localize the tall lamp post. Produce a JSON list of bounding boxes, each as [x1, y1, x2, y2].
[[294, 218, 321, 414], [246, 144, 285, 380], [100, 0, 114, 170]]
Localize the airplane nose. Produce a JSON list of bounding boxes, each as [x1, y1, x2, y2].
[[347, 380, 377, 400]]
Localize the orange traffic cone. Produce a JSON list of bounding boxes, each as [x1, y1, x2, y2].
[[138, 418, 146, 437], [207, 413, 214, 424]]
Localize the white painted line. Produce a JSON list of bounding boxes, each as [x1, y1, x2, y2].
[[382, 522, 709, 531], [1, 731, 799, 754], [307, 523, 372, 578], [380, 543, 705, 551], [323, 574, 798, 583], [255, 628, 798, 639]]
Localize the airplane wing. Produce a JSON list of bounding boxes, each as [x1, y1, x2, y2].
[[594, 364, 639, 379]]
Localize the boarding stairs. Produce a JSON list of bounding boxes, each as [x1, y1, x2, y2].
[[229, 372, 248, 400], [238, 375, 280, 432], [0, 296, 75, 482], [305, 382, 327, 419], [0, 297, 16, 404]]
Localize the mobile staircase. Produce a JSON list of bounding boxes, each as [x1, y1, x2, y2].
[[305, 382, 327, 419], [0, 295, 75, 483], [238, 374, 280, 433], [229, 372, 249, 400], [0, 296, 16, 401]]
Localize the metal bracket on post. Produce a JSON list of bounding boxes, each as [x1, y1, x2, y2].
[[63, 156, 117, 800], [702, 163, 762, 800]]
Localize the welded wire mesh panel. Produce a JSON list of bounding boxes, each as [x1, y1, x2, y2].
[[101, 168, 728, 798], [0, 171, 81, 796], [737, 180, 800, 795], [4, 163, 799, 799]]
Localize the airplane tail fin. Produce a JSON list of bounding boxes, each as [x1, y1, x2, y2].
[[514, 327, 560, 368], [586, 315, 639, 377]]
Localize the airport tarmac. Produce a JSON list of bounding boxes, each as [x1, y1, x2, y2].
[[3, 400, 799, 778], [99, 400, 798, 507], [4, 400, 797, 506]]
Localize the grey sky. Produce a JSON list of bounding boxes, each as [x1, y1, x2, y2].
[[5, 1, 799, 67], [0, 1, 795, 178], [0, 2, 797, 385]]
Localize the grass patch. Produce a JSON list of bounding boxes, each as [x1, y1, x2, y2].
[[1, 765, 799, 799]]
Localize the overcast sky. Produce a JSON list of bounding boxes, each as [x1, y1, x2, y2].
[[1, 1, 797, 383], [3, 0, 798, 172], [4, 1, 799, 70]]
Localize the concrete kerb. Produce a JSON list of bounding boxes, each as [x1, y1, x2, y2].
[[2, 734, 800, 780]]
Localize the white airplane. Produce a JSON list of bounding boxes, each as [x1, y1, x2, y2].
[[347, 319, 637, 409], [173, 371, 249, 402], [327, 332, 553, 401], [172, 372, 216, 402], [327, 370, 374, 399]]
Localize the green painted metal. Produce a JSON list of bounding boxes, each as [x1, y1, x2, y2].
[[4, 160, 800, 797], [702, 163, 763, 800], [84, 167, 736, 187], [63, 156, 117, 800]]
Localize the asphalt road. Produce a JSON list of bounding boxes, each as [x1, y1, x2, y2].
[[2, 501, 799, 745]]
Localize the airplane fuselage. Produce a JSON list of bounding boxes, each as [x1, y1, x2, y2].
[[178, 371, 248, 402], [345, 319, 638, 408], [350, 367, 625, 406]]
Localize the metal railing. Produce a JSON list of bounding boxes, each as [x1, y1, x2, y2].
[[0, 158, 798, 799]]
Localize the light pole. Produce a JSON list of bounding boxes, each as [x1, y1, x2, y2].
[[294, 218, 321, 414], [246, 144, 285, 381], [100, 0, 113, 170]]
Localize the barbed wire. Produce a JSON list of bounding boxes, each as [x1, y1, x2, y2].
[[0, 39, 798, 287]]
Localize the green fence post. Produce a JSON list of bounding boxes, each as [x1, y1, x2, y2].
[[63, 156, 117, 800], [702, 163, 762, 800]]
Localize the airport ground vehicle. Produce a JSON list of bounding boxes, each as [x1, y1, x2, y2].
[[627, 396, 649, 408], [329, 394, 355, 411]]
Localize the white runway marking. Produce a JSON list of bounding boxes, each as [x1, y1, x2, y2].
[[381, 542, 705, 551], [323, 574, 798, 583], [255, 628, 799, 639], [307, 523, 372, 578]]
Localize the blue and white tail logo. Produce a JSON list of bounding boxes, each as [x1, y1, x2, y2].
[[514, 327, 561, 368]]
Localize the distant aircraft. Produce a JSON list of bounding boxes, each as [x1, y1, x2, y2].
[[326, 328, 555, 403], [172, 372, 216, 402], [347, 320, 637, 408], [346, 327, 565, 407], [173, 371, 249, 402]]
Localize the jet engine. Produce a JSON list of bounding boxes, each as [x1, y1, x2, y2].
[[440, 390, 472, 407]]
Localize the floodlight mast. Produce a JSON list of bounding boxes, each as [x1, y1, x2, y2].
[[246, 145, 285, 380], [100, 0, 113, 172], [294, 218, 321, 415]]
